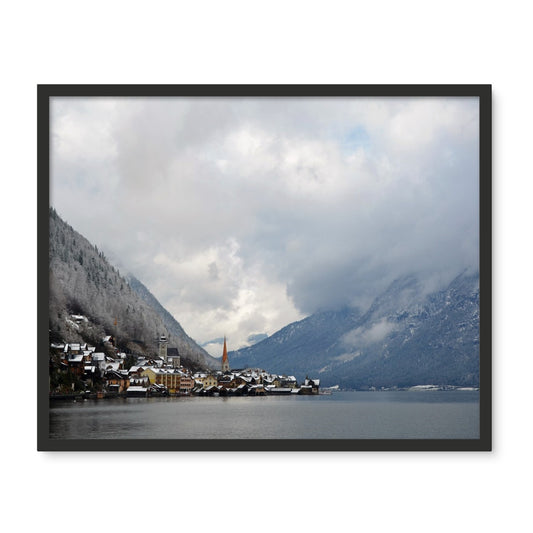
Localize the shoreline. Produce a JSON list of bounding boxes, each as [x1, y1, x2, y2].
[[49, 387, 479, 402]]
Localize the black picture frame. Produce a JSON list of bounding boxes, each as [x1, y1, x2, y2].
[[37, 84, 491, 452]]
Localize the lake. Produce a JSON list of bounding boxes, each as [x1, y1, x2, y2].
[[48, 390, 479, 440]]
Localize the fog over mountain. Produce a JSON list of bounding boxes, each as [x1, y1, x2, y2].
[[51, 96, 479, 354]]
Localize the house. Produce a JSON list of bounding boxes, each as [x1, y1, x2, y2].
[[91, 353, 106, 372], [105, 361, 122, 372], [178, 373, 194, 394], [102, 335, 115, 346], [66, 353, 85, 376], [141, 367, 193, 394], [141, 367, 158, 384], [167, 347, 181, 368], [104, 370, 129, 393], [217, 374, 234, 388], [128, 366, 146, 377], [193, 373, 218, 389], [50, 343, 65, 355], [300, 378, 320, 394], [225, 375, 247, 388], [304, 378, 320, 392], [83, 365, 98, 386], [126, 385, 148, 397], [233, 383, 247, 396], [202, 385, 221, 396], [129, 375, 150, 388], [266, 386, 293, 395], [65, 343, 82, 355], [280, 376, 298, 388], [149, 383, 168, 396], [247, 384, 266, 395]]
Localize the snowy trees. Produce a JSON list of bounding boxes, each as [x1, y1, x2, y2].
[[48, 208, 213, 367]]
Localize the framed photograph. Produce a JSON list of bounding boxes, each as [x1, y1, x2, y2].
[[37, 85, 491, 451]]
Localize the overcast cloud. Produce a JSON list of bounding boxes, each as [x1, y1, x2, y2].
[[50, 96, 479, 356]]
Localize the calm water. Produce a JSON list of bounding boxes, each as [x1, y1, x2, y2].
[[49, 391, 479, 440]]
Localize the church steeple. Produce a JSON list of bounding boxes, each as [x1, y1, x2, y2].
[[221, 336, 230, 372], [159, 333, 168, 363]]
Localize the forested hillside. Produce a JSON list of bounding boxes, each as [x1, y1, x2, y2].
[[48, 208, 217, 368]]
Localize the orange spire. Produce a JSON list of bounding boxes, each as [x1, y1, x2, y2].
[[221, 336, 230, 372], [222, 336, 228, 363]]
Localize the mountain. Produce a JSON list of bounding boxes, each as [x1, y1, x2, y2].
[[125, 274, 219, 368], [48, 208, 217, 369], [228, 271, 480, 389]]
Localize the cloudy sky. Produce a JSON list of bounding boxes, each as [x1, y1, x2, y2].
[[50, 96, 479, 356]]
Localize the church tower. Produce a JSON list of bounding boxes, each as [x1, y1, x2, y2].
[[158, 334, 168, 363], [221, 336, 230, 373]]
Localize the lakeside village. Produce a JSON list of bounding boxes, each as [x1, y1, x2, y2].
[[49, 326, 320, 401]]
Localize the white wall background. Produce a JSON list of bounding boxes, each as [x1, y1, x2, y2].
[[1, 1, 528, 531]]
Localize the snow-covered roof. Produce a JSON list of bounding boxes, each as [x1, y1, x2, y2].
[[92, 353, 105, 361], [68, 354, 84, 363], [127, 386, 147, 392], [129, 376, 149, 384]]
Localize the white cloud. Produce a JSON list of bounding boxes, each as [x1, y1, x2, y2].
[[342, 319, 398, 348], [50, 96, 479, 346]]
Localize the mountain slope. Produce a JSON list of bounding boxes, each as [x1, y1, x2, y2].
[[48, 208, 215, 368], [126, 274, 218, 368], [229, 307, 362, 373], [229, 272, 480, 388]]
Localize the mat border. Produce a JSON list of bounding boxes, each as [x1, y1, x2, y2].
[[37, 84, 492, 452]]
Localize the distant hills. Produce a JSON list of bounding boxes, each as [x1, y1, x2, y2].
[[229, 272, 480, 389], [48, 208, 218, 369]]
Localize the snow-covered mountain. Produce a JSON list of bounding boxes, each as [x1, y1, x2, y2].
[[48, 208, 217, 369], [229, 272, 480, 388]]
